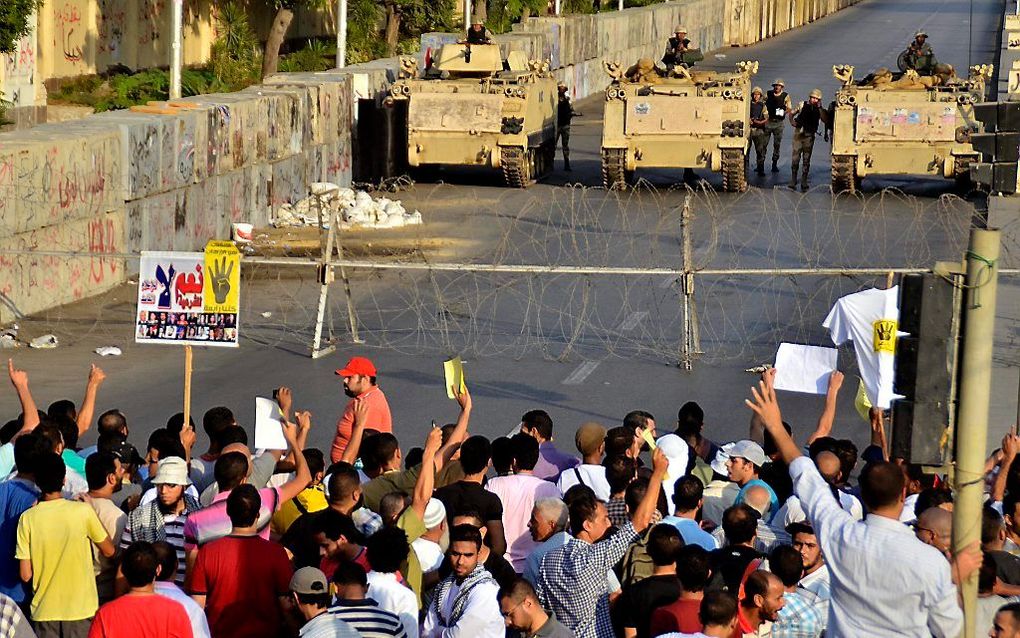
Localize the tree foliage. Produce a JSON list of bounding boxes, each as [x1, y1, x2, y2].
[[0, 0, 41, 55]]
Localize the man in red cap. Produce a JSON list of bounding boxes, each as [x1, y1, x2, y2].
[[332, 356, 393, 462]]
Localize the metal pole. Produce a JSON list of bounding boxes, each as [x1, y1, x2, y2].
[[464, 0, 471, 30], [170, 0, 183, 99], [555, 0, 561, 15], [680, 195, 700, 370], [618, 0, 623, 10], [336, 0, 348, 68], [953, 227, 1001, 638]]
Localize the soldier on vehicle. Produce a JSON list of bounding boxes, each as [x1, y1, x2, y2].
[[901, 30, 936, 74], [465, 17, 494, 45], [749, 87, 769, 175], [764, 79, 791, 173], [787, 88, 831, 192], [557, 83, 581, 172], [662, 26, 699, 72]]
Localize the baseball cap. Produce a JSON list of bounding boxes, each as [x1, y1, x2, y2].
[[290, 567, 329, 595], [335, 356, 377, 377], [728, 440, 768, 467], [151, 457, 191, 486], [423, 498, 446, 528], [710, 442, 737, 476], [108, 439, 143, 466], [575, 422, 607, 456]]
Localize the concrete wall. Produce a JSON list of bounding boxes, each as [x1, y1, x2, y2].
[[0, 0, 860, 323]]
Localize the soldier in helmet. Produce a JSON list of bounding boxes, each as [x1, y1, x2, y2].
[[903, 30, 935, 74], [749, 86, 769, 175], [465, 16, 493, 44], [764, 79, 792, 173], [662, 26, 696, 72], [787, 88, 831, 191], [557, 83, 581, 171]]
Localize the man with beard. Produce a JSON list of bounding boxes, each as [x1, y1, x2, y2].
[[423, 524, 504, 638], [85, 452, 127, 604], [120, 457, 198, 587], [738, 570, 786, 637], [332, 357, 393, 462]]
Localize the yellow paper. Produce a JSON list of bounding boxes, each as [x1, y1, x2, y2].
[[444, 356, 467, 399], [854, 378, 872, 422], [203, 241, 241, 314], [872, 319, 897, 354], [641, 429, 657, 450]]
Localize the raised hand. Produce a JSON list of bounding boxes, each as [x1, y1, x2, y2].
[[88, 363, 106, 386], [7, 359, 27, 389], [295, 410, 312, 433], [453, 385, 472, 412], [424, 425, 443, 456], [276, 387, 293, 416], [210, 256, 234, 305]]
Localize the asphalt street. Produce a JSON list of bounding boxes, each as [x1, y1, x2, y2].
[[4, 0, 1018, 463]]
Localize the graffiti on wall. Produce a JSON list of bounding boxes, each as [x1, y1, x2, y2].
[[2, 16, 36, 107]]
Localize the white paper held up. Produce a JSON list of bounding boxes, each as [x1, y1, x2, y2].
[[254, 397, 288, 450], [773, 343, 838, 395]]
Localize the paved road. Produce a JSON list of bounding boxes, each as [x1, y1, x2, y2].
[[5, 0, 1017, 462]]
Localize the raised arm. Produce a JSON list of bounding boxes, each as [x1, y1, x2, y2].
[[340, 400, 369, 465], [8, 359, 39, 432], [806, 370, 843, 446], [411, 427, 444, 521], [992, 431, 1019, 504], [632, 449, 669, 533], [745, 369, 802, 465], [868, 407, 889, 461], [75, 364, 106, 436], [277, 415, 312, 503], [438, 387, 472, 468]]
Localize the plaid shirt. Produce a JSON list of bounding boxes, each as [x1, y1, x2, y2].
[[606, 497, 628, 527], [770, 588, 824, 638], [713, 521, 791, 555], [535, 522, 639, 638], [0, 592, 32, 638]]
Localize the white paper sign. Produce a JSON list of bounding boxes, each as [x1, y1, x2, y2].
[[773, 343, 838, 395], [254, 397, 287, 450]]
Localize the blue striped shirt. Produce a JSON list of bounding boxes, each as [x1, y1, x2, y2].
[[329, 598, 408, 638]]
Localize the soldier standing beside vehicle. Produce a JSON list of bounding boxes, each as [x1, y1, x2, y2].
[[749, 86, 769, 175], [764, 79, 792, 173], [557, 83, 581, 172], [662, 26, 696, 72], [787, 88, 830, 192]]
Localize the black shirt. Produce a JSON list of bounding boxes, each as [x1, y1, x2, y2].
[[794, 103, 823, 135], [760, 461, 793, 503], [282, 510, 326, 569], [709, 545, 764, 593], [613, 574, 683, 638], [434, 480, 504, 523], [765, 91, 789, 121], [466, 28, 489, 44], [990, 550, 1020, 585], [558, 96, 575, 127]]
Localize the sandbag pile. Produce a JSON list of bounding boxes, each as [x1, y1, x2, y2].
[[273, 184, 423, 230]]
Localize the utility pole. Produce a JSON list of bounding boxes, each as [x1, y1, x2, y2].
[[953, 227, 1001, 638], [464, 0, 471, 30], [336, 0, 348, 68], [170, 0, 183, 99]]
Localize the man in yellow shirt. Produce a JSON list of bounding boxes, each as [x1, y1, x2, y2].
[[271, 449, 328, 537], [17, 453, 115, 637]]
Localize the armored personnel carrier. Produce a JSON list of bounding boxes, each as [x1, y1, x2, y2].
[[599, 59, 759, 191], [829, 63, 992, 193], [386, 43, 558, 188]]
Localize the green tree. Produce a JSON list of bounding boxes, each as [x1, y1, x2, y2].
[[0, 0, 41, 55], [262, 0, 329, 78]]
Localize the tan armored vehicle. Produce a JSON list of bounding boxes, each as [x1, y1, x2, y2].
[[600, 59, 759, 191], [829, 63, 993, 193], [387, 43, 558, 188]]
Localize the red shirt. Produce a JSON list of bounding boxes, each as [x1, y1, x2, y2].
[[331, 387, 392, 462], [88, 593, 193, 638], [190, 535, 292, 638], [321, 546, 372, 580], [649, 597, 702, 635]]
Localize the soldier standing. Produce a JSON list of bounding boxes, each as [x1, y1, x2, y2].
[[764, 79, 791, 173], [903, 30, 935, 74], [465, 17, 493, 44], [787, 88, 830, 191], [749, 86, 768, 175], [662, 26, 695, 72], [557, 83, 580, 171]]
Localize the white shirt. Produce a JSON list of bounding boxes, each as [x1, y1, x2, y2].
[[799, 564, 832, 625], [422, 577, 503, 638], [777, 492, 863, 528], [701, 480, 739, 526], [154, 581, 212, 638], [299, 611, 361, 638], [412, 537, 444, 573], [367, 570, 419, 638], [556, 464, 611, 501], [900, 493, 919, 523], [823, 287, 901, 408], [790, 455, 961, 637]]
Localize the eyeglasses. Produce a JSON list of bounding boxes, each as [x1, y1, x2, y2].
[[500, 600, 524, 618]]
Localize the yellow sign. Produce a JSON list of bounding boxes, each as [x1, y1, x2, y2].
[[854, 378, 872, 421], [444, 356, 467, 399], [203, 241, 240, 314], [872, 319, 897, 354]]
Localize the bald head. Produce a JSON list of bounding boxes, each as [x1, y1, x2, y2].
[[744, 484, 772, 518], [815, 451, 841, 484], [917, 506, 953, 553]]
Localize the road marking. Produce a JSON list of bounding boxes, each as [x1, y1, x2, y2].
[[562, 360, 599, 385], [617, 311, 649, 331], [660, 277, 677, 289]]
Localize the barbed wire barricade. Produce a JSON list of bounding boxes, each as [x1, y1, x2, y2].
[[2, 179, 1014, 369]]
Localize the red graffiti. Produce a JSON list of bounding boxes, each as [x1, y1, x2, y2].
[[88, 218, 118, 284]]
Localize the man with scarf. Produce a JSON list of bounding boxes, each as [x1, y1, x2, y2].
[[120, 456, 199, 587], [423, 524, 504, 638]]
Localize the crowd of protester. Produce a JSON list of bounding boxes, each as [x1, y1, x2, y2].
[[2, 354, 1019, 638]]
